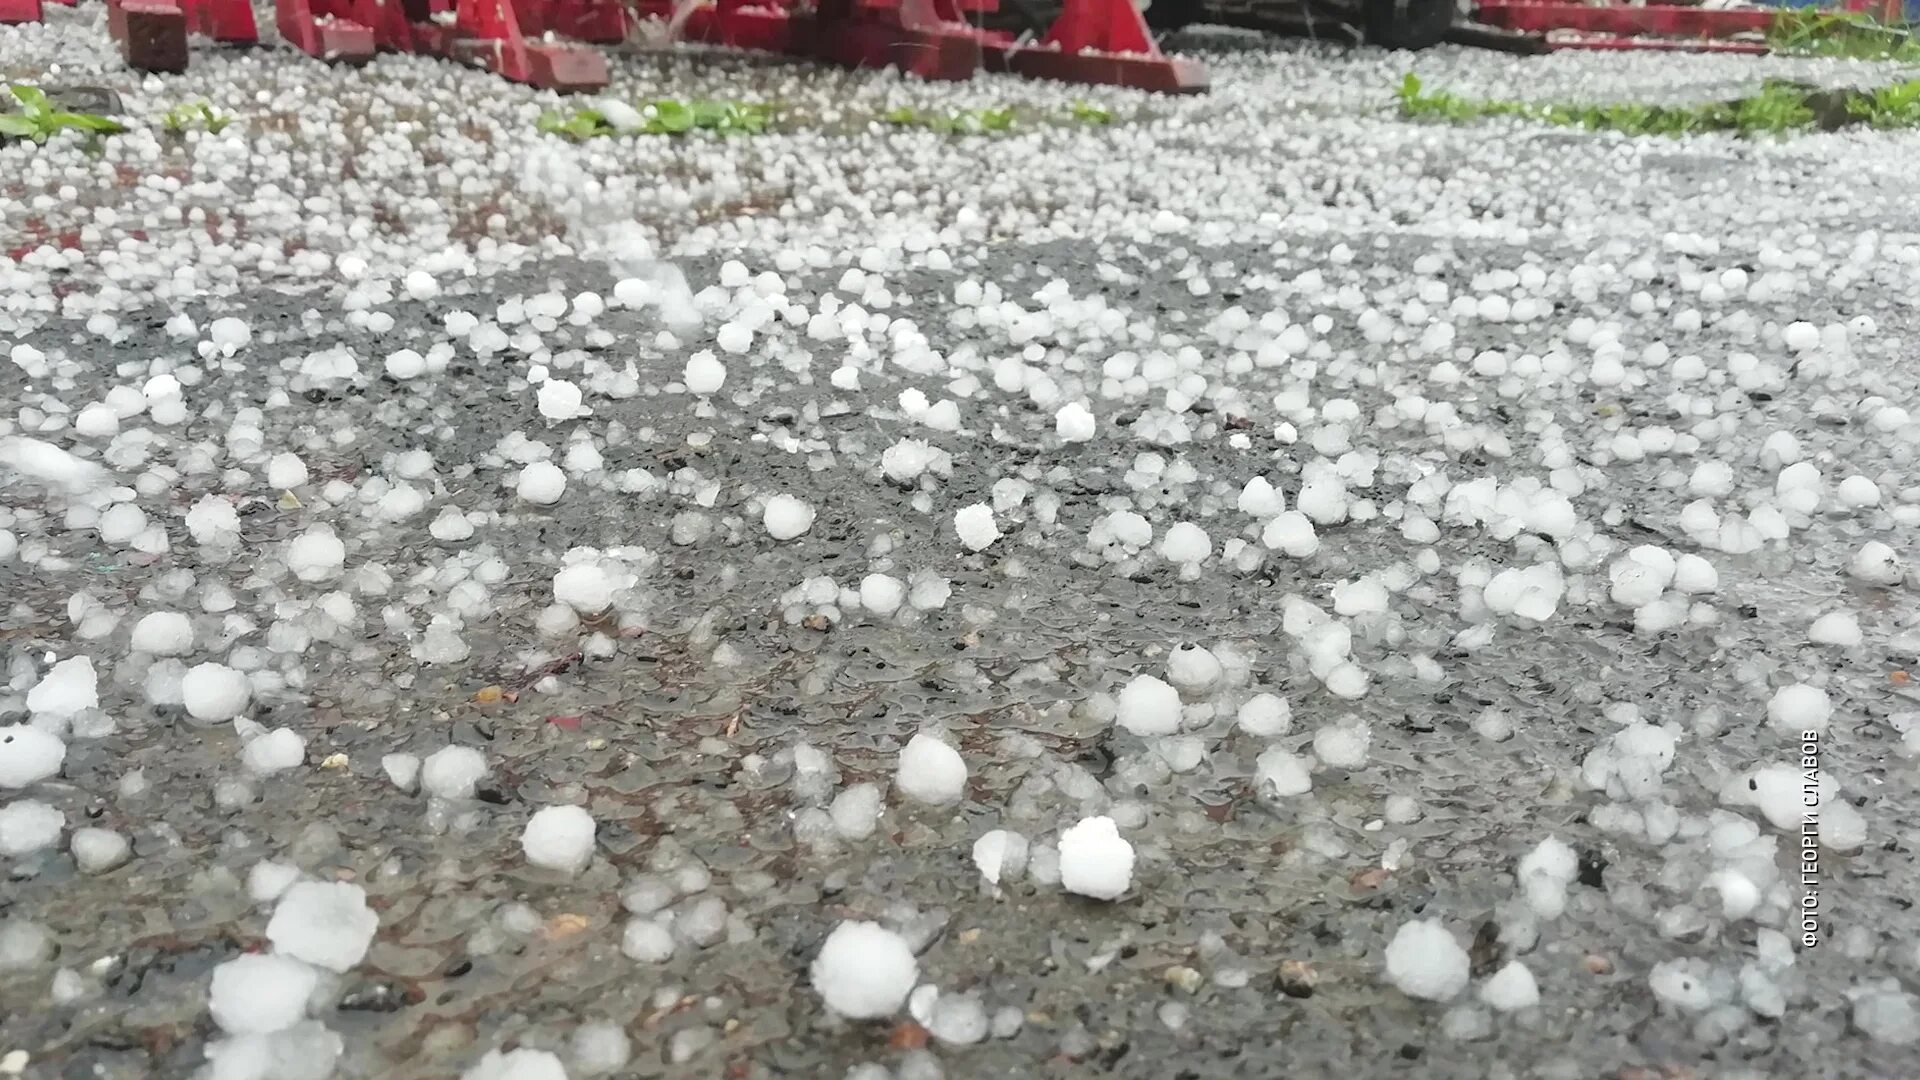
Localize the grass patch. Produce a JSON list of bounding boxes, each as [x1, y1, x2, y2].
[[881, 101, 1116, 135], [0, 84, 126, 145], [160, 101, 231, 135], [1396, 71, 1920, 137], [1766, 9, 1920, 60], [536, 99, 773, 140]]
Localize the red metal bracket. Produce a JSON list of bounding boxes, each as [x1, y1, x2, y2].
[[0, 0, 43, 26], [1474, 2, 1773, 38], [275, 0, 620, 89]]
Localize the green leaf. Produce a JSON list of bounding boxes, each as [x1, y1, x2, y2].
[[651, 99, 695, 134], [10, 83, 50, 119], [883, 106, 918, 125], [980, 107, 1015, 131], [0, 114, 38, 138], [56, 113, 127, 134]]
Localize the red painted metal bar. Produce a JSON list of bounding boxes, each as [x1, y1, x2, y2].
[[0, 0, 43, 25], [106, 0, 189, 72], [1474, 2, 1775, 38], [1543, 34, 1771, 53]]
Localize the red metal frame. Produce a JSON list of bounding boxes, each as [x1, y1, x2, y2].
[[275, 0, 622, 89], [99, 0, 255, 72], [659, 0, 1207, 93], [1474, 2, 1775, 38], [0, 0, 43, 26]]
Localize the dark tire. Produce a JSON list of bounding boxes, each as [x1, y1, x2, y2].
[[1363, 0, 1452, 49], [1143, 0, 1204, 31]]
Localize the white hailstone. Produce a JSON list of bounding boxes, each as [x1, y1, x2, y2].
[[1254, 747, 1313, 796], [1166, 645, 1223, 696], [716, 322, 753, 354], [830, 783, 884, 840], [242, 729, 306, 775], [810, 921, 918, 1019], [381, 753, 421, 792], [1262, 512, 1319, 558], [517, 462, 567, 505], [1608, 546, 1676, 608], [209, 317, 252, 354], [1478, 961, 1540, 1012], [266, 881, 379, 972], [763, 495, 814, 540], [1238, 476, 1285, 517], [1058, 815, 1134, 901], [684, 352, 727, 394], [859, 574, 906, 617], [537, 379, 584, 423], [209, 953, 319, 1034], [1850, 541, 1905, 585], [1671, 554, 1717, 595], [182, 663, 252, 723], [27, 657, 96, 719], [1482, 563, 1564, 622], [522, 805, 597, 874], [1158, 523, 1210, 565], [972, 829, 1029, 885], [1236, 693, 1292, 736], [1517, 835, 1579, 919], [286, 526, 346, 582], [1115, 674, 1182, 736], [1384, 919, 1470, 1001], [1836, 476, 1881, 508], [553, 564, 618, 614], [896, 733, 967, 806], [431, 507, 476, 542], [621, 918, 675, 962], [0, 800, 64, 856], [0, 436, 107, 493], [9, 343, 48, 378], [421, 746, 488, 799], [1648, 960, 1714, 1011], [1852, 985, 1920, 1045], [462, 1048, 570, 1080], [1706, 868, 1760, 919], [70, 827, 130, 873], [1767, 684, 1832, 736], [1313, 719, 1371, 769], [1055, 402, 1096, 442], [403, 270, 440, 300], [127, 611, 194, 653], [384, 348, 427, 380], [1809, 612, 1863, 647], [0, 725, 66, 788], [571, 1020, 633, 1076], [246, 861, 302, 904], [1782, 321, 1821, 352], [953, 504, 1001, 552]]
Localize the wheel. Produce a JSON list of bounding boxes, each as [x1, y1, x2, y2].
[[1362, 0, 1452, 49], [1142, 0, 1204, 31]]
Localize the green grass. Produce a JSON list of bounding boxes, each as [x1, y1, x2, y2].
[[1766, 10, 1920, 60], [1396, 71, 1920, 138], [0, 84, 127, 145], [160, 101, 231, 135], [536, 99, 773, 140]]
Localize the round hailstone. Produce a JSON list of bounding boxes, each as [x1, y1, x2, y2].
[[1384, 919, 1470, 1001], [385, 349, 427, 380], [420, 746, 487, 799], [26, 657, 97, 719], [859, 574, 906, 617], [1158, 523, 1210, 565], [763, 495, 814, 540], [716, 322, 753, 354], [896, 733, 967, 805], [1055, 402, 1096, 442], [286, 526, 346, 583], [266, 453, 309, 490], [1767, 684, 1832, 736], [208, 953, 320, 1034], [1255, 747, 1313, 796], [182, 663, 252, 724], [130, 611, 195, 656], [536, 379, 584, 423], [809, 920, 919, 1019], [522, 805, 597, 874], [0, 800, 64, 856], [266, 881, 379, 973], [517, 462, 567, 505], [972, 829, 1029, 886], [953, 503, 1001, 552], [462, 1049, 570, 1080], [243, 729, 306, 775], [1165, 645, 1223, 696], [403, 270, 439, 300], [1850, 541, 1904, 585], [553, 564, 617, 614], [1236, 693, 1292, 737], [70, 827, 131, 873], [1115, 674, 1182, 736], [1058, 815, 1134, 901], [0, 725, 66, 788], [684, 352, 727, 394], [1478, 961, 1540, 1012]]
